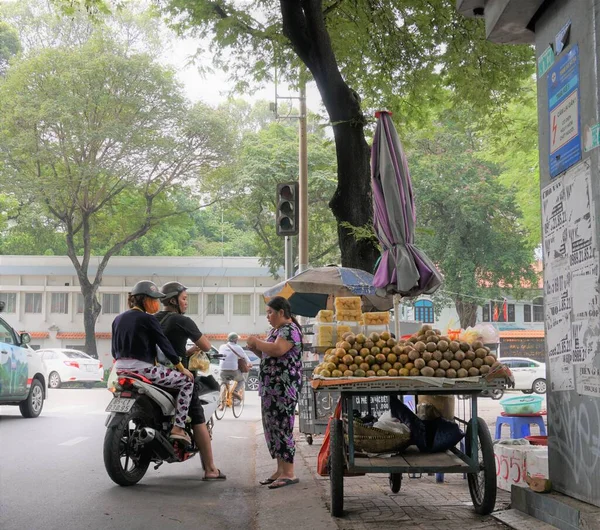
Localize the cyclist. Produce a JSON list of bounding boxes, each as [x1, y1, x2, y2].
[[218, 332, 252, 402], [156, 281, 225, 481]]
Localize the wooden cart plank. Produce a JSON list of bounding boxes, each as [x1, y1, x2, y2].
[[349, 449, 471, 473], [401, 448, 465, 467]]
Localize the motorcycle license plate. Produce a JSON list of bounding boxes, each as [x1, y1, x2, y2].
[[106, 398, 135, 413]]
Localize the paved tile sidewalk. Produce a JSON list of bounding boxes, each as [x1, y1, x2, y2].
[[294, 433, 511, 530]]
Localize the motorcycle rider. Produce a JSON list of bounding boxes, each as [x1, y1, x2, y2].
[[156, 281, 226, 481], [111, 280, 194, 446]]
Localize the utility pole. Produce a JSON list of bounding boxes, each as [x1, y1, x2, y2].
[[298, 73, 309, 273]]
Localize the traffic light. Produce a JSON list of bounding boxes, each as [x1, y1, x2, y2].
[[276, 182, 299, 236]]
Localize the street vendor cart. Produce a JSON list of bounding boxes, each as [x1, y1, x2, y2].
[[312, 376, 502, 518]]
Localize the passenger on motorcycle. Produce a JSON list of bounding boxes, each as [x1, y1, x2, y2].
[[156, 281, 226, 481], [111, 280, 194, 446]]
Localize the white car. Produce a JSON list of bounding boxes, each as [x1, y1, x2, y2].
[[0, 310, 47, 417], [40, 349, 104, 389], [499, 357, 547, 394]]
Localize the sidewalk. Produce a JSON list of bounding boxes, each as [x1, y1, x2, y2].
[[293, 431, 511, 530]]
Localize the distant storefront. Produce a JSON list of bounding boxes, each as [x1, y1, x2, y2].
[[498, 330, 545, 362]]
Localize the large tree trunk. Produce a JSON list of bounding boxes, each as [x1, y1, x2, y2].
[[81, 285, 101, 357], [280, 0, 380, 273], [454, 298, 478, 329]]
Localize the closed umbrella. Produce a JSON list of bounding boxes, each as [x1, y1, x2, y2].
[[371, 110, 442, 297], [263, 266, 393, 318]]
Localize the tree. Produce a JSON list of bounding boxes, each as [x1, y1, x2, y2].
[[0, 37, 231, 357], [409, 112, 537, 328], [51, 0, 535, 273], [0, 21, 21, 75]]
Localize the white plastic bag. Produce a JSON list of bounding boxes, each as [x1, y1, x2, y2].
[[474, 323, 499, 344], [373, 411, 411, 435], [107, 363, 118, 390]]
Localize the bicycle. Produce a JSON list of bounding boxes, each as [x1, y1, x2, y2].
[[214, 376, 245, 419]]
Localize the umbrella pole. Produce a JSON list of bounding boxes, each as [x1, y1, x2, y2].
[[394, 294, 401, 338]]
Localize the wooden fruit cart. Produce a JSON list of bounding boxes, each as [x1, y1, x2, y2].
[[312, 376, 502, 518]]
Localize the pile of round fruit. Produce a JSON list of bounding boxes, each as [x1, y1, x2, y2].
[[313, 325, 500, 379]]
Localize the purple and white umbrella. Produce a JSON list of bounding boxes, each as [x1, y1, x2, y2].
[[371, 110, 442, 297]]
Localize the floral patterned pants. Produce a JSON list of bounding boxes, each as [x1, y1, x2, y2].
[[261, 394, 298, 463], [135, 365, 193, 428]]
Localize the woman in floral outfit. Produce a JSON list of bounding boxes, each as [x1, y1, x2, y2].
[[246, 296, 303, 489]]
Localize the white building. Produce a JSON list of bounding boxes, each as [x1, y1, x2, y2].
[[0, 255, 280, 369]]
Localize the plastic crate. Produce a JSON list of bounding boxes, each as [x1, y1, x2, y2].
[[500, 395, 544, 415]]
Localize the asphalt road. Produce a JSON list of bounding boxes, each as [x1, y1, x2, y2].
[[0, 388, 263, 530]]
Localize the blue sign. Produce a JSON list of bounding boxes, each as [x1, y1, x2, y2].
[[548, 45, 581, 178], [554, 20, 571, 56]]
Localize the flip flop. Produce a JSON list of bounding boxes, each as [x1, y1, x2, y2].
[[259, 477, 278, 485], [267, 478, 299, 489], [202, 469, 226, 481]]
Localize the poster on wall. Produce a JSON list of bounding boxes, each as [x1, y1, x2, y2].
[[575, 361, 600, 397], [541, 179, 567, 262], [548, 45, 581, 178], [549, 352, 575, 391]]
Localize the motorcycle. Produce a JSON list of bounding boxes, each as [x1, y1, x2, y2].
[[103, 367, 221, 486]]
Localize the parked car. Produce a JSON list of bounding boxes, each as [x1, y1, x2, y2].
[[39, 348, 104, 388], [499, 357, 547, 394], [206, 346, 261, 391], [0, 302, 47, 417]]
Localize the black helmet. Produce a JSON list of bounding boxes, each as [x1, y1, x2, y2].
[[131, 280, 164, 299], [161, 281, 187, 300]]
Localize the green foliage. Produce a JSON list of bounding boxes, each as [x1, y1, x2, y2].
[[0, 21, 21, 75], [408, 110, 538, 325]]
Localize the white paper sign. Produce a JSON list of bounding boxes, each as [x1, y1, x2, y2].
[[549, 352, 575, 391], [575, 361, 600, 397], [572, 273, 600, 320], [571, 319, 600, 364], [565, 159, 597, 272], [541, 179, 568, 262]]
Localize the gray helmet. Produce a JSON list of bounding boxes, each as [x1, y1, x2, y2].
[[160, 281, 187, 300], [227, 332, 239, 342], [131, 280, 164, 299]]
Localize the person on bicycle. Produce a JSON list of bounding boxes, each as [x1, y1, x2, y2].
[[218, 332, 251, 401], [156, 281, 226, 481], [111, 280, 194, 446]]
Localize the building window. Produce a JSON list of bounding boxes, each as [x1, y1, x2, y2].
[[233, 294, 251, 315], [533, 297, 544, 322], [482, 304, 490, 322], [206, 294, 224, 315], [76, 294, 85, 313], [187, 293, 199, 314], [25, 293, 42, 313], [0, 293, 16, 313], [507, 304, 515, 322], [414, 299, 434, 323], [524, 304, 532, 323], [51, 293, 69, 314], [102, 294, 121, 314]]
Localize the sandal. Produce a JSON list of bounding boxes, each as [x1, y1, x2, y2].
[[259, 477, 278, 485], [267, 478, 299, 489], [202, 469, 227, 481]]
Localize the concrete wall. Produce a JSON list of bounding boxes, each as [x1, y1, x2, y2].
[[534, 0, 600, 507]]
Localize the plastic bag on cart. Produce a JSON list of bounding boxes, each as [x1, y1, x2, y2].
[[373, 411, 411, 436], [390, 396, 464, 453]]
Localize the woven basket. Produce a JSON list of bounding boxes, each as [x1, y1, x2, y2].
[[347, 421, 411, 454]]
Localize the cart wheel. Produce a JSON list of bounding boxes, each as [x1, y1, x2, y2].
[[466, 417, 497, 515], [306, 434, 313, 445], [329, 418, 344, 517], [389, 473, 402, 493]]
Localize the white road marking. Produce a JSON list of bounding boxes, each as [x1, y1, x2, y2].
[[58, 436, 90, 446]]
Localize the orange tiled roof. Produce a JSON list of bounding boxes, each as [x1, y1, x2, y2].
[[21, 331, 50, 339], [95, 332, 112, 339], [56, 332, 85, 339], [499, 330, 544, 339]]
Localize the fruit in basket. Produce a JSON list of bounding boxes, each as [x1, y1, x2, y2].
[[359, 347, 370, 356], [442, 350, 454, 361], [479, 365, 490, 374], [381, 331, 391, 340], [432, 350, 443, 361], [359, 362, 370, 371], [399, 368, 410, 376], [354, 355, 365, 364], [392, 345, 403, 355], [382, 347, 391, 355], [340, 341, 352, 351], [473, 358, 484, 369], [475, 348, 487, 358], [472, 340, 484, 350], [388, 368, 399, 377], [457, 368, 468, 378], [335, 348, 346, 358], [375, 340, 386, 349], [364, 340, 375, 349], [404, 362, 414, 371], [461, 359, 473, 370], [393, 361, 402, 370], [354, 369, 366, 377], [385, 354, 396, 365], [377, 369, 387, 376], [365, 354, 375, 365], [320, 369, 331, 377], [450, 360, 461, 370], [414, 358, 426, 370], [344, 370, 354, 377], [349, 363, 359, 371], [366, 370, 376, 377], [375, 353, 386, 363], [435, 369, 446, 378], [437, 340, 449, 352], [338, 363, 348, 372], [427, 360, 439, 369], [355, 333, 367, 344], [371, 364, 381, 372], [382, 362, 392, 371], [399, 354, 409, 364], [468, 367, 480, 377], [342, 354, 354, 365], [325, 362, 337, 372], [421, 324, 433, 332], [454, 350, 465, 362], [420, 366, 435, 377], [371, 347, 381, 356], [422, 351, 433, 362], [439, 359, 450, 370], [387, 338, 396, 347], [369, 332, 380, 342], [449, 341, 460, 353], [459, 341, 470, 352], [427, 335, 439, 344], [332, 369, 343, 377], [425, 342, 436, 352], [408, 336, 419, 344], [348, 348, 358, 356], [407, 368, 419, 376], [484, 355, 496, 366], [446, 368, 457, 378]]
